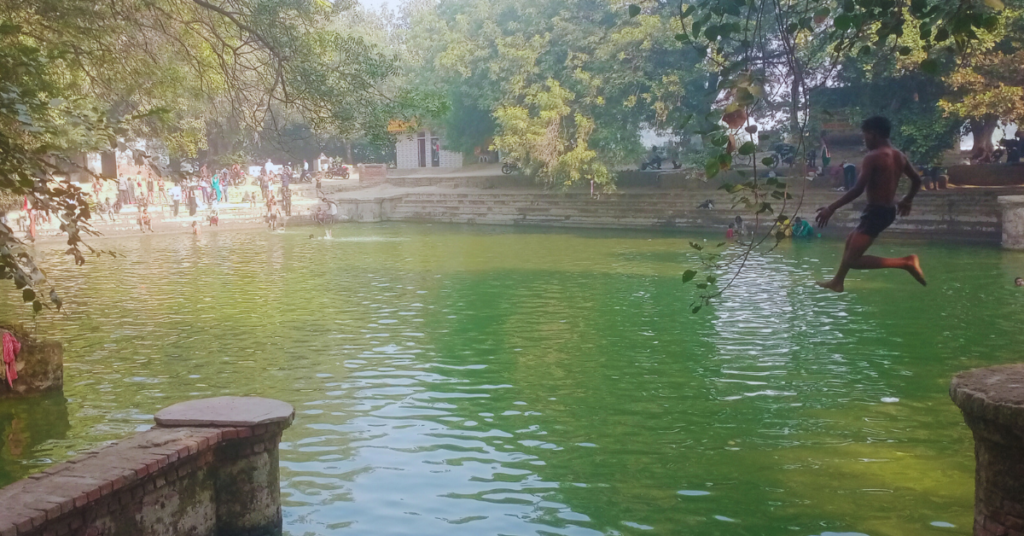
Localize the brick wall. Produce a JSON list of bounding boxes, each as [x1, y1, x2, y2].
[[0, 414, 290, 536]]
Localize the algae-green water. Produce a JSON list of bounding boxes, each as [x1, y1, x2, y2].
[[3, 223, 1023, 536]]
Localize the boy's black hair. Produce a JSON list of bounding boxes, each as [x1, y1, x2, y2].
[[861, 116, 892, 139]]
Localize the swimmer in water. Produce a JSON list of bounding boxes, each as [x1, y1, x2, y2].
[[1016, 277, 1023, 287], [815, 116, 927, 292]]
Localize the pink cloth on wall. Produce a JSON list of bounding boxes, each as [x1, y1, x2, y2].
[[2, 331, 20, 388]]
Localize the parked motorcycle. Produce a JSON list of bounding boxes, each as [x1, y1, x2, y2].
[[501, 161, 519, 175], [766, 143, 798, 168], [329, 165, 350, 180]]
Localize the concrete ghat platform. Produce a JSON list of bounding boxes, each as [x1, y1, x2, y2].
[[332, 185, 1009, 242]]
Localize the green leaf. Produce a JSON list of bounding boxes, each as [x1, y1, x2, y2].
[[679, 113, 694, 130], [858, 45, 871, 57], [814, 7, 830, 19], [682, 269, 698, 283], [982, 0, 1004, 10], [705, 160, 720, 178], [628, 4, 641, 17], [898, 46, 912, 56], [32, 300, 42, 313], [675, 32, 689, 42], [696, 283, 708, 289], [920, 57, 939, 74], [738, 141, 756, 156], [22, 288, 34, 302], [681, 4, 696, 18], [691, 305, 702, 314], [934, 27, 949, 42], [706, 275, 717, 284], [762, 157, 775, 166], [834, 13, 853, 31]]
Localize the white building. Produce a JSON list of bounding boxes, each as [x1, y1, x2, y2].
[[395, 130, 463, 170]]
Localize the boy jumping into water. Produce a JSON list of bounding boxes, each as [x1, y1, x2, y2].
[[815, 116, 927, 292]]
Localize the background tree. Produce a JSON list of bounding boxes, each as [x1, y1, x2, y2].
[[0, 0, 413, 317]]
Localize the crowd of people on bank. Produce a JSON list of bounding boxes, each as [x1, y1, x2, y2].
[[72, 157, 348, 236]]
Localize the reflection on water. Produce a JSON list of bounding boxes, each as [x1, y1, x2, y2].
[[0, 392, 70, 484], [3, 223, 1022, 536]]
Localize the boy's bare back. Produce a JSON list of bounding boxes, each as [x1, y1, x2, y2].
[[862, 146, 912, 207]]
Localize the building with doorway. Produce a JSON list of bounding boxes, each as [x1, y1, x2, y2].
[[393, 128, 463, 170]]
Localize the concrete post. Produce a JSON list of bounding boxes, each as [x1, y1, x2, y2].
[[951, 365, 1024, 536], [997, 196, 1024, 249], [155, 396, 294, 536]]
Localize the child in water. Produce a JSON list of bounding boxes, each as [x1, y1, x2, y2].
[[726, 223, 735, 240], [192, 220, 201, 236]]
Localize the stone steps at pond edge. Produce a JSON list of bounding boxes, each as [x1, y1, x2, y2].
[[385, 189, 1002, 241]]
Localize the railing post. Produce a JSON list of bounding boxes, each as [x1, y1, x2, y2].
[[951, 365, 1024, 536], [155, 396, 294, 536]]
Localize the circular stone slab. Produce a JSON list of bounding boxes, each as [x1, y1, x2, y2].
[[951, 364, 1024, 428], [154, 396, 295, 427]]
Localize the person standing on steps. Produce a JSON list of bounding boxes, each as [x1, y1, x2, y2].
[[117, 174, 129, 205], [169, 182, 182, 217], [814, 116, 927, 293]]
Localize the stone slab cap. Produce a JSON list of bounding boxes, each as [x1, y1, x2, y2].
[[951, 364, 1024, 428], [155, 396, 295, 427], [998, 195, 1024, 205]]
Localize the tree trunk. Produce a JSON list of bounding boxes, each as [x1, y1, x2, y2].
[[969, 115, 999, 161], [345, 141, 353, 165], [788, 55, 804, 141]]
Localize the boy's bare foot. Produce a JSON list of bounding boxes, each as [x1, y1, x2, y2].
[[817, 279, 844, 293], [906, 254, 927, 286]]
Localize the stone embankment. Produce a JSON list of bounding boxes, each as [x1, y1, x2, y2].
[[0, 396, 293, 536], [331, 185, 1008, 242]]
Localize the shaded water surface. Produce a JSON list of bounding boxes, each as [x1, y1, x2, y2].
[[4, 223, 1024, 536]]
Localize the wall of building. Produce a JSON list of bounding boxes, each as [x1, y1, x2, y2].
[[395, 131, 463, 170]]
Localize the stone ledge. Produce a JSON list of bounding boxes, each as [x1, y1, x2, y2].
[[0, 397, 294, 536], [154, 396, 295, 427], [951, 364, 1024, 429]]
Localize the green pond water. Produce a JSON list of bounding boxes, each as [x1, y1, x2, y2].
[[2, 223, 1023, 536]]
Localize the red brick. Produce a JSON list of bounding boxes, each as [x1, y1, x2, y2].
[[86, 489, 101, 502], [222, 428, 238, 440], [146, 460, 160, 474], [110, 476, 127, 491], [99, 481, 113, 496], [236, 427, 253, 438], [29, 509, 47, 528]]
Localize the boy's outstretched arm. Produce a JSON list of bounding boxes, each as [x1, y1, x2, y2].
[[816, 157, 872, 228], [898, 160, 923, 216]]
